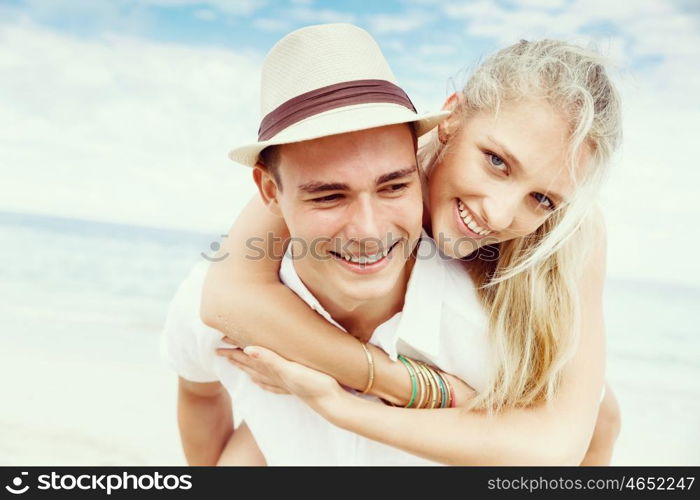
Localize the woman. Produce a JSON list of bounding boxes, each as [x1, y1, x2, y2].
[[204, 39, 622, 465]]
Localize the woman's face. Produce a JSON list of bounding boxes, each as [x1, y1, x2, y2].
[[428, 97, 590, 259]]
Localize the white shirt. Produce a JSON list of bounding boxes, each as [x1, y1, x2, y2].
[[161, 234, 492, 465]]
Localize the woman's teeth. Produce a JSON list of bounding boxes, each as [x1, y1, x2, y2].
[[457, 201, 492, 236]]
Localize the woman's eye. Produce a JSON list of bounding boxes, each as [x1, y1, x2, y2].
[[533, 192, 555, 210], [487, 153, 507, 172]]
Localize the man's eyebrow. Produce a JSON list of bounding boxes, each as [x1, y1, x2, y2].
[[297, 181, 349, 194], [375, 166, 417, 185], [485, 135, 566, 204], [297, 166, 417, 194]]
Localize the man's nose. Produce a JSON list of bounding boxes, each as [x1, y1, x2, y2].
[[344, 196, 384, 247]]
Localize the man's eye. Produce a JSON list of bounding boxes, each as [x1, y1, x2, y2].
[[311, 194, 342, 203], [533, 192, 556, 211], [382, 183, 408, 193]]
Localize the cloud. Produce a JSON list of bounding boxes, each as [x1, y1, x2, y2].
[[516, 0, 568, 9], [142, 0, 264, 16], [193, 8, 217, 22], [12, 0, 266, 38], [366, 11, 429, 34], [443, 0, 699, 68], [417, 43, 456, 56], [253, 17, 293, 32], [289, 6, 356, 24], [0, 20, 262, 232], [13, 0, 150, 36], [250, 5, 356, 32]]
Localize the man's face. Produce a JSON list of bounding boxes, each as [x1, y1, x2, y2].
[[257, 124, 423, 310]]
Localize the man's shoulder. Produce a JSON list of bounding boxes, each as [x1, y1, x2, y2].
[[164, 260, 211, 331], [161, 260, 222, 383]]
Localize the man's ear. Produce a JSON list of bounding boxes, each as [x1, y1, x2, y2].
[[438, 91, 465, 144], [253, 164, 283, 217]]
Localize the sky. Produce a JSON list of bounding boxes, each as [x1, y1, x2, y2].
[[1, 0, 699, 286]]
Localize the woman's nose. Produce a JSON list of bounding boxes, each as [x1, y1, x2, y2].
[[481, 195, 518, 233]]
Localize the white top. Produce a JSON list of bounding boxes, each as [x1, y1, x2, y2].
[[161, 234, 492, 465]]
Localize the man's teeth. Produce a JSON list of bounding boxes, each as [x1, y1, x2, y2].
[[340, 247, 389, 264], [458, 201, 492, 236]]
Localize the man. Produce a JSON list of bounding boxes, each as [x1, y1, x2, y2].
[[161, 23, 469, 465]]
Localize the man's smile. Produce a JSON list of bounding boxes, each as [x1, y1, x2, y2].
[[328, 240, 401, 273]]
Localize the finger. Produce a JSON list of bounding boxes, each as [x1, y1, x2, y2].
[[244, 346, 289, 373], [233, 361, 258, 377], [216, 348, 255, 368], [223, 349, 252, 366], [260, 384, 289, 395], [234, 364, 280, 392], [227, 348, 255, 366], [215, 347, 239, 357], [227, 358, 271, 386], [229, 361, 259, 380], [253, 380, 290, 395], [250, 374, 280, 388], [226, 357, 242, 369], [220, 336, 238, 346]]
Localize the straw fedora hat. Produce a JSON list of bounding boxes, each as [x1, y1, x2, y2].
[[229, 23, 449, 167]]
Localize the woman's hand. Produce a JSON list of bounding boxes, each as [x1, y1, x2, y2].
[[216, 345, 290, 395], [217, 338, 478, 408], [217, 344, 345, 408]]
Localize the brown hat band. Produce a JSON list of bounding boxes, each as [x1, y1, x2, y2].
[[257, 79, 417, 141]]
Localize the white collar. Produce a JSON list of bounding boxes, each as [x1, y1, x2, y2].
[[279, 249, 347, 332]]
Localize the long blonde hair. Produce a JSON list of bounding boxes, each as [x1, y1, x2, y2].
[[420, 40, 622, 412]]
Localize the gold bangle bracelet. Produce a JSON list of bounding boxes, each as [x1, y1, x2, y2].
[[435, 370, 451, 408], [426, 365, 444, 409], [412, 361, 430, 409], [404, 357, 426, 408], [418, 363, 439, 409], [359, 342, 375, 395], [397, 355, 418, 408]]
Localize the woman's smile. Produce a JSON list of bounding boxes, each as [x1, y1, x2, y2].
[[455, 199, 493, 238]]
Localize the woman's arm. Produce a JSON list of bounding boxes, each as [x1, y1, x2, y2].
[[239, 215, 609, 465], [201, 195, 459, 406]]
